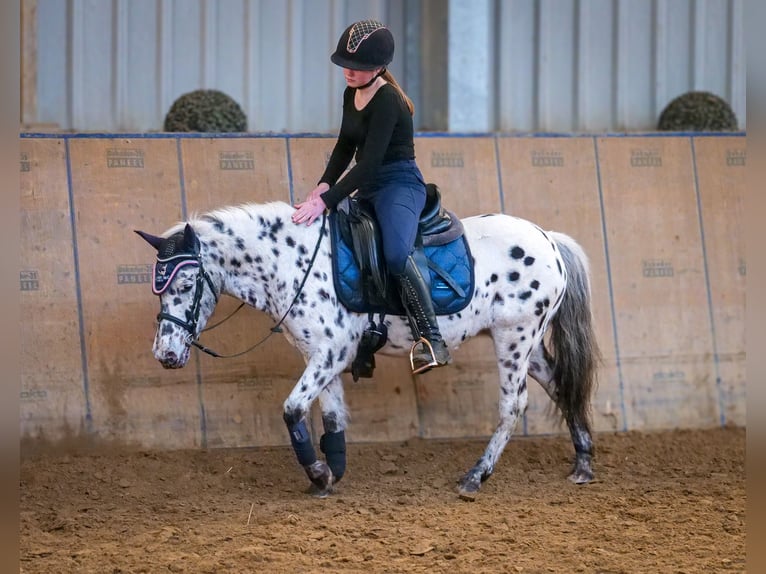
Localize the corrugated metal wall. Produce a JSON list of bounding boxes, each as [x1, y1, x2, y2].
[[33, 0, 745, 133], [496, 0, 746, 132]]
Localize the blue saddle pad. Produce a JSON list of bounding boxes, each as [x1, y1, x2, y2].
[[330, 212, 475, 316]]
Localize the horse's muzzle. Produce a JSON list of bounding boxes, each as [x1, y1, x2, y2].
[[155, 347, 190, 369]]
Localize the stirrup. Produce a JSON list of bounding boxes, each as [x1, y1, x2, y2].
[[409, 337, 439, 374]]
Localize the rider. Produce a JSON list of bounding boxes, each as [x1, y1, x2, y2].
[[291, 19, 450, 374]]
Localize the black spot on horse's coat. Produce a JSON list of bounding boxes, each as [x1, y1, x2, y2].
[[235, 237, 246, 250], [323, 350, 335, 369], [509, 343, 517, 351], [502, 360, 513, 369], [300, 384, 308, 392], [173, 297, 182, 305], [230, 258, 242, 268], [519, 290, 532, 300], [524, 256, 535, 266], [270, 218, 284, 235], [508, 271, 520, 282], [298, 245, 308, 256], [286, 236, 296, 248], [493, 293, 504, 304], [324, 327, 333, 339], [501, 387, 509, 395], [512, 351, 521, 360], [254, 255, 263, 264], [519, 379, 527, 393], [516, 326, 524, 332], [530, 280, 540, 290], [218, 256, 225, 265], [161, 323, 173, 335], [211, 219, 225, 233], [338, 347, 347, 362], [490, 273, 498, 283], [271, 248, 280, 257], [244, 254, 253, 263], [318, 288, 331, 301], [510, 246, 525, 259]]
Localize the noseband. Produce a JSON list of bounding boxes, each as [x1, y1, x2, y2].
[[155, 253, 219, 340]]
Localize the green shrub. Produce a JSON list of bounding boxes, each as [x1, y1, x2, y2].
[[657, 91, 738, 132], [164, 89, 247, 132]]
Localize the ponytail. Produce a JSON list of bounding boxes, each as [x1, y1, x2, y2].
[[382, 70, 414, 116]]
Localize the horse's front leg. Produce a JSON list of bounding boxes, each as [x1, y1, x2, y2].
[[283, 353, 344, 497]]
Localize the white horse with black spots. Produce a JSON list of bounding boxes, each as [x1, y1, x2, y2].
[[137, 200, 599, 497]]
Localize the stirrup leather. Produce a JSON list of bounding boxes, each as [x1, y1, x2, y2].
[[409, 337, 439, 374]]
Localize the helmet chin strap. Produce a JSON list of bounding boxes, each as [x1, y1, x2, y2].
[[358, 68, 386, 89]]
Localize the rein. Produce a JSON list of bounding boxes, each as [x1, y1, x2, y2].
[[189, 213, 327, 359]]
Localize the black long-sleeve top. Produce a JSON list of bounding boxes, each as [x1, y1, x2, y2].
[[319, 83, 415, 209]]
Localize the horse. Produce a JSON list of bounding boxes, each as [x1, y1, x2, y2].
[[136, 200, 599, 498]]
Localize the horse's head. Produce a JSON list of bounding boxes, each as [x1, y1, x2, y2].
[[135, 224, 219, 369]]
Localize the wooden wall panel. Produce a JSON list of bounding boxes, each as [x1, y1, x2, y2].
[[597, 137, 718, 430], [498, 137, 623, 434], [20, 138, 85, 440], [19, 133, 746, 450], [413, 137, 504, 438], [179, 137, 302, 448], [415, 137, 501, 218], [693, 136, 746, 426], [68, 138, 201, 449]]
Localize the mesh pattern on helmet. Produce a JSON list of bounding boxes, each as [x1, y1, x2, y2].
[[347, 20, 386, 53]]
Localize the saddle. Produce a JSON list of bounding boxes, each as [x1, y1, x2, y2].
[[329, 184, 475, 379]]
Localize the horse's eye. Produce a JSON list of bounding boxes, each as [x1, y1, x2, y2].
[[180, 283, 193, 293]]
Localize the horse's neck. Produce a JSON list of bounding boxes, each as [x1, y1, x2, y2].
[[199, 206, 321, 316]]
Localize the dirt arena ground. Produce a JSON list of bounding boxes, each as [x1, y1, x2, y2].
[[20, 426, 744, 573]]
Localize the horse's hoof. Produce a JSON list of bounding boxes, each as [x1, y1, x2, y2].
[[457, 473, 481, 499], [568, 467, 594, 484], [304, 461, 334, 494], [305, 483, 333, 498]]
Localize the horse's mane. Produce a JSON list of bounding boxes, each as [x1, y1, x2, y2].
[[163, 201, 294, 237]]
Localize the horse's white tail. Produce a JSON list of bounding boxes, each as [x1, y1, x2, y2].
[[548, 232, 600, 435]]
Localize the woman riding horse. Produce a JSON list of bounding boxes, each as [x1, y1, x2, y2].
[[291, 20, 450, 374]]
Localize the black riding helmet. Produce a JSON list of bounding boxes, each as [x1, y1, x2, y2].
[[330, 20, 394, 71]]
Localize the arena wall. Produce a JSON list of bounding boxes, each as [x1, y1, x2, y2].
[[20, 133, 746, 450]]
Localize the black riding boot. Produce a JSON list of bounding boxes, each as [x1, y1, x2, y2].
[[396, 254, 451, 374]]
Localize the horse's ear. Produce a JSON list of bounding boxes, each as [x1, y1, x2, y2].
[[134, 230, 163, 251], [183, 223, 200, 253]]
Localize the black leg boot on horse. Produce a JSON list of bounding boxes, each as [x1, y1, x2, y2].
[[395, 251, 451, 374]]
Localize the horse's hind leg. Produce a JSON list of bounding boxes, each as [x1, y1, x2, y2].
[[527, 343, 594, 484], [318, 376, 348, 483], [458, 331, 531, 496]]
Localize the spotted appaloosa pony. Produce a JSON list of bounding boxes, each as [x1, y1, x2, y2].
[[137, 201, 599, 498]]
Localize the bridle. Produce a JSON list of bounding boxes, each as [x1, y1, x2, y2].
[[155, 252, 219, 342], [155, 213, 327, 359]]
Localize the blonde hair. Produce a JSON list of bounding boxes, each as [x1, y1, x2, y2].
[[382, 69, 414, 116]]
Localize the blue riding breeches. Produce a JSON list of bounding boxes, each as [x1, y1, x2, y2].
[[357, 159, 427, 275]]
